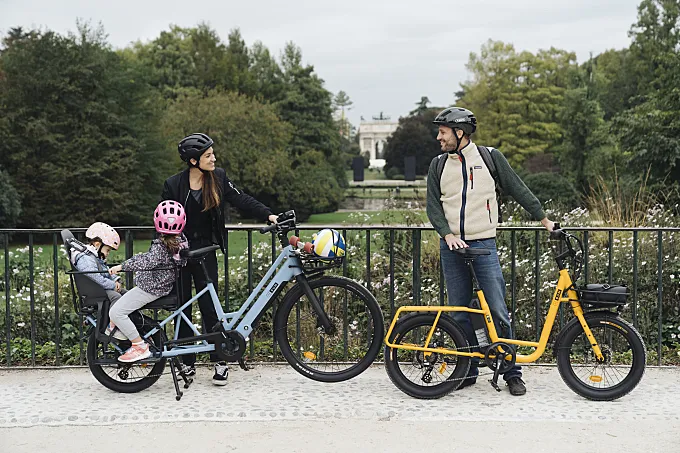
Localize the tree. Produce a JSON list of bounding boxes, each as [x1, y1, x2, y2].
[[276, 42, 347, 189], [223, 28, 255, 95], [333, 90, 353, 140], [591, 49, 640, 120], [457, 40, 576, 167], [612, 0, 680, 183], [556, 58, 608, 193], [0, 169, 21, 228], [250, 41, 284, 102], [383, 108, 442, 175], [0, 24, 170, 227]]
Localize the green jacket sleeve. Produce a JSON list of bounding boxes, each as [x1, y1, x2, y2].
[[492, 149, 546, 221], [426, 156, 454, 238]]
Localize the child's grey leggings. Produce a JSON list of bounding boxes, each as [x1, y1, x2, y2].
[[109, 287, 159, 341]]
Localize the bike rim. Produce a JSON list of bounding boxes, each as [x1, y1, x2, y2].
[[567, 323, 637, 390], [280, 283, 378, 376], [392, 321, 463, 388]]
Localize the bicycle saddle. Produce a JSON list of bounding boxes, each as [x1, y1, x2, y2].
[[451, 248, 491, 256], [181, 244, 221, 259]]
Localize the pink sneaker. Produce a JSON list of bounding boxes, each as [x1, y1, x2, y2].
[[118, 342, 150, 363]]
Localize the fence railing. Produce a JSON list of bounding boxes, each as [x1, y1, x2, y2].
[[1, 225, 679, 367]]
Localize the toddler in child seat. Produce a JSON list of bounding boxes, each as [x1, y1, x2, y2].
[[71, 222, 126, 307], [108, 200, 189, 363]]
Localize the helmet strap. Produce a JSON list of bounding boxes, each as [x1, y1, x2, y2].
[[96, 243, 106, 260], [188, 159, 211, 174], [447, 128, 464, 154]]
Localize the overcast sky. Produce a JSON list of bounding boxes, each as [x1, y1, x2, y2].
[[1, 0, 642, 126]]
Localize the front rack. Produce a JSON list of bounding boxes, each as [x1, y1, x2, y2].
[[299, 253, 344, 273]]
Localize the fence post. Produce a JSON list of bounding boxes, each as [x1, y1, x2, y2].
[[53, 233, 60, 366], [657, 230, 663, 366], [4, 233, 10, 366]]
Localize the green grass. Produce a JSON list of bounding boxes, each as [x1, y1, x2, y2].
[[345, 168, 386, 181]]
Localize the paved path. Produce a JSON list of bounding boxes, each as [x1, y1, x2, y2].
[[1, 365, 679, 452]]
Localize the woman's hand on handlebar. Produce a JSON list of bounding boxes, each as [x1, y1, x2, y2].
[[109, 264, 123, 275]]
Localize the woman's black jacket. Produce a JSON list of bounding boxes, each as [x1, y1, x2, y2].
[[161, 168, 272, 252]]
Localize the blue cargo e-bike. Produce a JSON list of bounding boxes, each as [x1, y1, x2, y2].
[[63, 211, 384, 400]]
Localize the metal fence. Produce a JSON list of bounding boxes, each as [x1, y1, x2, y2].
[[1, 225, 679, 367]]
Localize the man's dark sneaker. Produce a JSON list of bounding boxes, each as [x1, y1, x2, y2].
[[506, 376, 526, 396], [456, 368, 479, 390], [180, 364, 196, 377], [213, 362, 229, 386]]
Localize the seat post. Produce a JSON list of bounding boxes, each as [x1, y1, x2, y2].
[[200, 258, 212, 284], [466, 259, 482, 292]]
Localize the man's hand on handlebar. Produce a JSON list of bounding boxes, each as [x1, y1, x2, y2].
[[268, 214, 279, 224], [541, 217, 556, 232]]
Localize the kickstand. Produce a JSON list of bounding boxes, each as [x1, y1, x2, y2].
[[169, 358, 184, 401], [488, 358, 503, 392], [238, 357, 251, 371]]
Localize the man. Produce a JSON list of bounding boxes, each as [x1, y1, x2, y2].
[[426, 107, 554, 396]]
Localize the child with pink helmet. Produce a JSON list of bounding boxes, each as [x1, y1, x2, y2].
[[107, 200, 189, 362]]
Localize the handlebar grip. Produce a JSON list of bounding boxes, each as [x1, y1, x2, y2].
[[259, 223, 277, 234], [549, 222, 565, 240]]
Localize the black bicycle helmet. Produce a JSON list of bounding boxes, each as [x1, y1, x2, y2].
[[433, 107, 477, 135], [178, 133, 214, 163]]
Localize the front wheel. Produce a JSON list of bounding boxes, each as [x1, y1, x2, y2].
[[556, 312, 646, 401], [274, 275, 384, 383]]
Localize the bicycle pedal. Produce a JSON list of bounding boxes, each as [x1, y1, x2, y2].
[[183, 378, 193, 389], [488, 379, 502, 392]]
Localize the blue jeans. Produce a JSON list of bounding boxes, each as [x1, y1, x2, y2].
[[440, 238, 521, 381]]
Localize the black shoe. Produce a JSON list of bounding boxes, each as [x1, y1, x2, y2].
[[213, 362, 229, 386], [506, 376, 526, 396], [181, 364, 196, 377], [456, 369, 479, 390]]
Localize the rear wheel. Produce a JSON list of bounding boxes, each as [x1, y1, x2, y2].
[[384, 314, 471, 399], [556, 312, 646, 401], [274, 275, 384, 383], [86, 322, 166, 393]]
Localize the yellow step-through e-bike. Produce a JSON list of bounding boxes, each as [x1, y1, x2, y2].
[[384, 224, 646, 401]]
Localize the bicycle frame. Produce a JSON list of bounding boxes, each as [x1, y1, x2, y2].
[[86, 244, 304, 358], [384, 268, 605, 363]]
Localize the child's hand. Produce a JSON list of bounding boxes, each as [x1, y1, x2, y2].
[[115, 281, 122, 292], [109, 265, 123, 275]]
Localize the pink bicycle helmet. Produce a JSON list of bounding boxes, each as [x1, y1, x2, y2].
[[85, 222, 120, 250], [154, 200, 186, 234]]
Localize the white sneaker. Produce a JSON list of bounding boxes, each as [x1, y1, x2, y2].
[[213, 362, 228, 386]]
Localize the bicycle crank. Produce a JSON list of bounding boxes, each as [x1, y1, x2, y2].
[[484, 342, 516, 391]]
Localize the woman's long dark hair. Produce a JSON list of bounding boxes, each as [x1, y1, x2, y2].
[[201, 169, 220, 212]]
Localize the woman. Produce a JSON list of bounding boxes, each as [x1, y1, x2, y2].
[[161, 133, 278, 385]]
